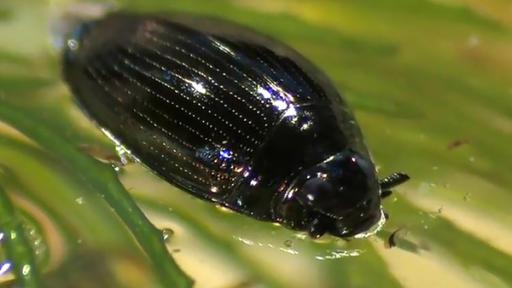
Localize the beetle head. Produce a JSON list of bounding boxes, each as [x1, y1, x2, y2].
[[287, 150, 383, 238]]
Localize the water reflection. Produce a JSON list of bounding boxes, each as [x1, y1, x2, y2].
[[232, 234, 362, 260], [314, 249, 362, 260], [0, 231, 13, 280], [0, 261, 12, 276]]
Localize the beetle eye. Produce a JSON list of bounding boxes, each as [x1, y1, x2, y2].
[[299, 176, 357, 218], [301, 178, 335, 206]]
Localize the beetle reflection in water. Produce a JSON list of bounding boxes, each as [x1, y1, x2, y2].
[[62, 12, 409, 239]]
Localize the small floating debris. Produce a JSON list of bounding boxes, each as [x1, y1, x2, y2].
[[387, 228, 403, 249], [447, 139, 469, 150]]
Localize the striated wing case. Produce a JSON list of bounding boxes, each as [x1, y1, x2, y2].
[[63, 13, 368, 216]]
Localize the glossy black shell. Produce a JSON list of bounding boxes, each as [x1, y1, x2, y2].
[[63, 12, 378, 237]]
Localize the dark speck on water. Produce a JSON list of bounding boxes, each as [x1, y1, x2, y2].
[[388, 228, 402, 248], [447, 139, 470, 150]]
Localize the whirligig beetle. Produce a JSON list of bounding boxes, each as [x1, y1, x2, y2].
[[62, 12, 409, 239]]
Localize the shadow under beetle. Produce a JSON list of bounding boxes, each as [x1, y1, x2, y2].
[[62, 12, 409, 239]]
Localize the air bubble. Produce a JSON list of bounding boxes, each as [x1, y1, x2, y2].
[[283, 239, 293, 248], [0, 233, 13, 281], [67, 39, 79, 50], [75, 197, 84, 205], [0, 261, 12, 276], [162, 228, 175, 243], [23, 223, 47, 259]]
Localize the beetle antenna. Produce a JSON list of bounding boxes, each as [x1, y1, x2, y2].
[[379, 172, 410, 192]]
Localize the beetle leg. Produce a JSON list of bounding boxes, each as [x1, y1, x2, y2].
[[380, 190, 393, 199], [78, 144, 119, 163], [379, 172, 410, 191], [308, 217, 327, 239], [78, 143, 137, 169]]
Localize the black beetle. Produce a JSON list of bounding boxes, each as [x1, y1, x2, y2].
[[62, 12, 409, 239]]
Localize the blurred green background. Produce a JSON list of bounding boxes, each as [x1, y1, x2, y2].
[[0, 0, 511, 287]]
